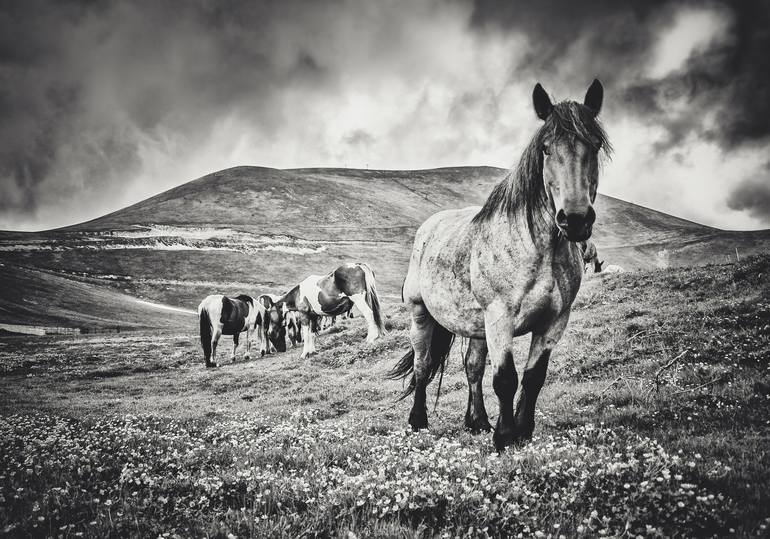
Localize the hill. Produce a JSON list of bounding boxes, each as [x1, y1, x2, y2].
[[0, 166, 768, 327]]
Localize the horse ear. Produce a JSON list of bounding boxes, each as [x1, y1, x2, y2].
[[532, 83, 553, 120], [584, 79, 603, 116]]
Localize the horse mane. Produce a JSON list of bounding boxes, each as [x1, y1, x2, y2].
[[472, 101, 612, 235], [234, 294, 253, 305]]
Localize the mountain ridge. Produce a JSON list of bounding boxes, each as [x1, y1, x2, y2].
[[0, 165, 768, 327]]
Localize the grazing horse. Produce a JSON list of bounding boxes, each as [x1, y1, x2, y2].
[[579, 240, 604, 273], [277, 262, 385, 358], [285, 311, 303, 347], [388, 80, 610, 451], [256, 294, 288, 355], [198, 294, 261, 368]]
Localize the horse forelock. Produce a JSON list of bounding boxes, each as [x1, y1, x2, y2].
[[543, 102, 612, 156], [472, 100, 611, 236]]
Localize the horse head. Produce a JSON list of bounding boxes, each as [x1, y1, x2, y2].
[[259, 294, 287, 352], [533, 79, 608, 242]]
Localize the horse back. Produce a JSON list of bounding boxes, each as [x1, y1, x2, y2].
[[220, 296, 250, 335]]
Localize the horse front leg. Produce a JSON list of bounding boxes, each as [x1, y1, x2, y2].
[[464, 337, 491, 433], [485, 310, 519, 451], [244, 327, 253, 360], [257, 322, 268, 357], [513, 312, 569, 441], [300, 313, 316, 359]]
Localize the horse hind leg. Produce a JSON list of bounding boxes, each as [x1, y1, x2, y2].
[[464, 337, 491, 433], [231, 332, 240, 363], [404, 303, 453, 431], [209, 325, 223, 368], [349, 293, 379, 343]]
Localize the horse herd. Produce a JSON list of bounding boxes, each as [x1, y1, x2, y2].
[[198, 262, 385, 368], [198, 80, 614, 451]]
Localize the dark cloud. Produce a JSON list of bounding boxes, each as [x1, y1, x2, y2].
[[0, 0, 344, 225], [726, 163, 770, 224], [0, 0, 769, 229], [469, 0, 770, 150]]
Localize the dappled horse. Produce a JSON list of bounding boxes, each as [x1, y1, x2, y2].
[[256, 294, 288, 355], [277, 263, 385, 358], [388, 80, 611, 450], [198, 294, 261, 368], [579, 240, 604, 273]]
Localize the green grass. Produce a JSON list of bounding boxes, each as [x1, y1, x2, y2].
[[1, 256, 769, 537]]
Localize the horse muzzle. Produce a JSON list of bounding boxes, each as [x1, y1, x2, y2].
[[556, 208, 595, 242], [269, 333, 287, 352]]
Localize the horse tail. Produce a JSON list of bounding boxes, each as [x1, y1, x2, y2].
[[360, 263, 385, 335], [386, 318, 455, 402], [199, 304, 212, 361]]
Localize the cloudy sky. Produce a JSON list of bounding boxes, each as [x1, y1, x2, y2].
[[1, 0, 769, 231]]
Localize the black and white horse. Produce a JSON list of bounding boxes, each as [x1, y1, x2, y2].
[[285, 310, 303, 348], [256, 294, 287, 354], [277, 263, 385, 358], [198, 294, 261, 368]]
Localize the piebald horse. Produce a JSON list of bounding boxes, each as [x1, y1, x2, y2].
[[388, 80, 610, 451], [284, 311, 303, 348], [277, 263, 385, 358], [256, 294, 288, 355], [579, 240, 604, 273], [198, 294, 261, 368]]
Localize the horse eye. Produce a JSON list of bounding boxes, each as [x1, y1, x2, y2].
[[542, 145, 551, 156]]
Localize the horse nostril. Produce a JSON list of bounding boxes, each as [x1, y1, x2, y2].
[[556, 209, 568, 227], [586, 206, 596, 226]]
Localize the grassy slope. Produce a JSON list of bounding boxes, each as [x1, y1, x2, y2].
[[0, 256, 768, 537], [0, 263, 195, 329]]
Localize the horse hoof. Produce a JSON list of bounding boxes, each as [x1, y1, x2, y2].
[[493, 429, 523, 452], [408, 410, 429, 431], [465, 419, 492, 434]]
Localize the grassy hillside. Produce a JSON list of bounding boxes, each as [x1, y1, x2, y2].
[[0, 166, 768, 326], [0, 256, 768, 537], [0, 262, 195, 330]]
